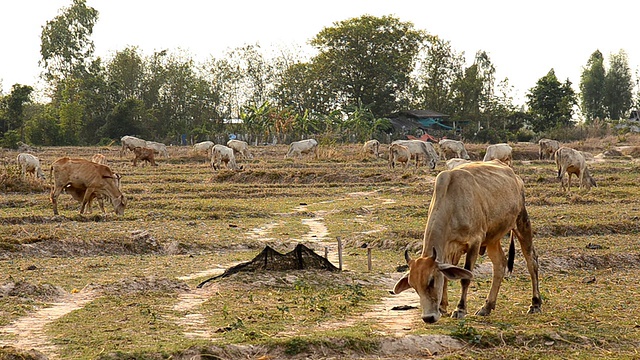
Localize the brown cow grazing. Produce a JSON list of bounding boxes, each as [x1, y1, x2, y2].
[[64, 173, 122, 214], [50, 157, 126, 215], [555, 147, 596, 193], [538, 138, 560, 160], [393, 160, 541, 323], [388, 143, 411, 169], [132, 147, 157, 167]]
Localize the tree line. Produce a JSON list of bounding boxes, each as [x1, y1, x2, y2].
[[1, 0, 638, 149]]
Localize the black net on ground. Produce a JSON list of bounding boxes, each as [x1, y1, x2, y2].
[[197, 244, 339, 288]]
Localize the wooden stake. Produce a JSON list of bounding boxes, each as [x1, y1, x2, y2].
[[337, 236, 343, 271], [367, 248, 372, 272], [324, 246, 328, 259]]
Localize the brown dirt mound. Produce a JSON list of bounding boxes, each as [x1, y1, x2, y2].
[[0, 281, 67, 301]]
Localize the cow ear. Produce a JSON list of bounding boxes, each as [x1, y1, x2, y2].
[[437, 263, 473, 280], [393, 275, 411, 294]]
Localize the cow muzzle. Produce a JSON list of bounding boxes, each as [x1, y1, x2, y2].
[[422, 312, 441, 323]]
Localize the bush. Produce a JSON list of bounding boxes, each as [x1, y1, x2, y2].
[[0, 130, 21, 149]]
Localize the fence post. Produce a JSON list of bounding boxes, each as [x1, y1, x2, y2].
[[367, 248, 372, 272], [337, 236, 343, 271]]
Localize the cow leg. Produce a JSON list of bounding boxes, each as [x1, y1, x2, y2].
[[50, 185, 64, 216], [513, 208, 542, 314], [475, 238, 506, 316], [451, 243, 480, 319], [80, 189, 96, 214]]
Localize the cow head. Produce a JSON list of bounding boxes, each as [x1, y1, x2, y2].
[[582, 169, 597, 191], [393, 248, 472, 323], [113, 195, 126, 215]]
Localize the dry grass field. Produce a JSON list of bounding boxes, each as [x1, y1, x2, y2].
[[1, 137, 639, 359]]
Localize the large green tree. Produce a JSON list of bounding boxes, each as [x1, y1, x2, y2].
[[410, 35, 464, 114], [604, 50, 634, 120], [310, 15, 425, 116], [526, 69, 577, 132], [579, 50, 606, 123], [40, 0, 98, 82]]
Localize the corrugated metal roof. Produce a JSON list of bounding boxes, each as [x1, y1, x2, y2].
[[389, 109, 449, 119]]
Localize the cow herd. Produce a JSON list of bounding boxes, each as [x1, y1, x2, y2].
[[13, 135, 602, 324]]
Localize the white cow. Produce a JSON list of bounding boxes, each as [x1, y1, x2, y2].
[[555, 147, 597, 193], [285, 139, 318, 159], [211, 144, 242, 171], [227, 139, 253, 160], [120, 135, 147, 157], [388, 143, 411, 169], [146, 141, 169, 158], [193, 141, 215, 157], [445, 158, 472, 170], [483, 143, 513, 167], [391, 140, 437, 169], [363, 139, 381, 158], [16, 153, 45, 180], [538, 138, 560, 160], [438, 139, 470, 160]]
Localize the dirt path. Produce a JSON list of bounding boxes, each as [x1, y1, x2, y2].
[[0, 289, 99, 359], [0, 188, 426, 356]]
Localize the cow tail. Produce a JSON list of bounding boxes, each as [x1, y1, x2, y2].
[[507, 231, 515, 273]]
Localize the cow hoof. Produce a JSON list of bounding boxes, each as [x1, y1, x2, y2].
[[451, 309, 466, 319], [475, 307, 491, 316], [527, 305, 542, 314]]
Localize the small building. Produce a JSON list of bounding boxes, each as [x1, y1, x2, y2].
[[386, 109, 456, 140]]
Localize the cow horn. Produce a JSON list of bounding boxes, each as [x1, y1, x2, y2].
[[404, 249, 411, 263]]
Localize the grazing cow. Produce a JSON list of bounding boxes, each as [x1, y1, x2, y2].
[[393, 160, 541, 323], [64, 173, 121, 214], [538, 138, 560, 160], [227, 139, 254, 160], [285, 139, 318, 159], [193, 141, 215, 156], [445, 158, 472, 170], [132, 147, 157, 167], [120, 135, 147, 157], [438, 139, 470, 160], [146, 141, 169, 158], [50, 157, 126, 215], [391, 140, 437, 169], [363, 139, 381, 158], [483, 143, 513, 167], [16, 153, 46, 180], [555, 147, 597, 193], [211, 144, 242, 171], [388, 143, 411, 169], [91, 154, 108, 166]]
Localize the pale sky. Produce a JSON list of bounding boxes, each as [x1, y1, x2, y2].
[[1, 0, 638, 107]]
